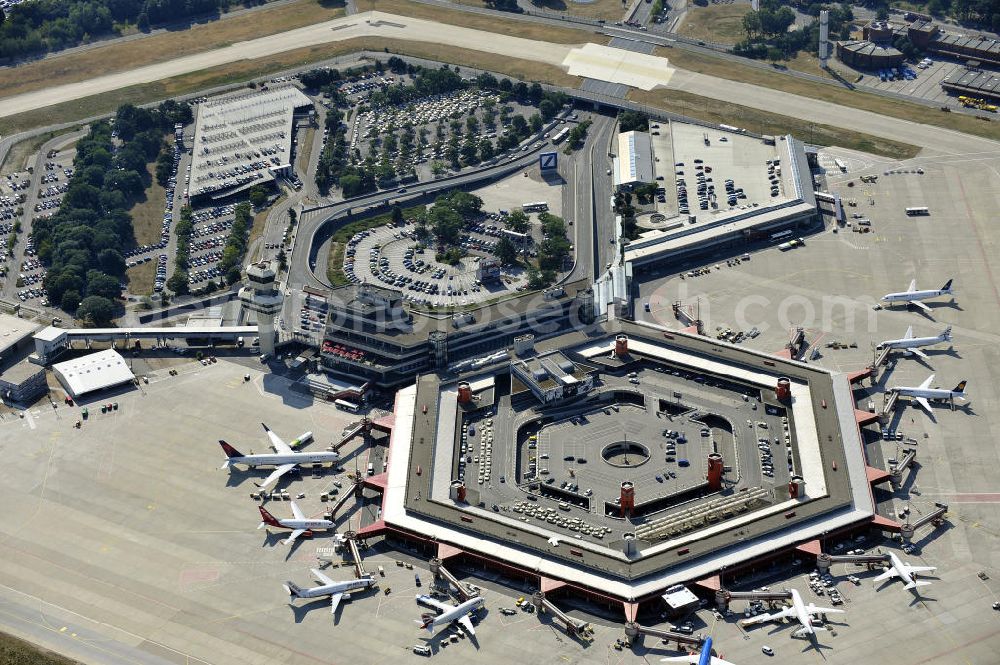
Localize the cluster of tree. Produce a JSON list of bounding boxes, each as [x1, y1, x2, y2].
[[565, 119, 591, 151], [217, 202, 251, 284], [167, 205, 194, 295], [536, 211, 571, 275], [734, 1, 852, 61], [613, 190, 640, 240], [36, 102, 187, 324], [367, 65, 465, 108], [427, 191, 483, 246], [482, 0, 524, 13], [617, 110, 649, 133], [315, 107, 377, 197], [0, 0, 249, 61]]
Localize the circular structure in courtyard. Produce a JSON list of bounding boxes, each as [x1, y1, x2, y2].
[[601, 441, 651, 468]]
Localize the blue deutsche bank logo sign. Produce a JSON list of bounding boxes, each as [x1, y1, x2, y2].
[[539, 152, 558, 171]]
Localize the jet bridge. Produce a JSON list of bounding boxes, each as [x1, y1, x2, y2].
[[816, 552, 890, 575], [890, 448, 917, 487], [714, 589, 792, 611], [624, 622, 703, 649], [531, 592, 592, 638], [342, 530, 368, 578], [901, 502, 948, 543], [429, 557, 475, 601]]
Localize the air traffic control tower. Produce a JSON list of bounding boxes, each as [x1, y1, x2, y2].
[[239, 260, 283, 357]]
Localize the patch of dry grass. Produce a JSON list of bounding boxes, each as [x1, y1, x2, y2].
[[677, 4, 750, 44], [0, 0, 346, 100]]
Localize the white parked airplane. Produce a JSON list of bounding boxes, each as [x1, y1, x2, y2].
[[874, 551, 935, 591], [881, 279, 953, 312], [741, 589, 843, 637], [284, 569, 376, 614], [219, 423, 340, 488], [889, 374, 968, 413], [661, 637, 737, 665], [258, 501, 335, 545], [877, 326, 952, 359], [414, 596, 484, 635]]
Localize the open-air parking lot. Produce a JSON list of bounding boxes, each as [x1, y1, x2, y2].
[[843, 56, 963, 105], [187, 203, 238, 287], [342, 216, 528, 309]]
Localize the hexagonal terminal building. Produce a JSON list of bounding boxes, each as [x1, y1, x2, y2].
[[370, 319, 877, 611], [239, 260, 283, 357]]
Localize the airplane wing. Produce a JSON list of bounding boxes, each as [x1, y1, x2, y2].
[[919, 374, 935, 389], [911, 299, 932, 313], [742, 606, 795, 625], [290, 501, 305, 521], [417, 596, 454, 613], [311, 568, 335, 586], [903, 565, 936, 574], [907, 279, 917, 292], [909, 347, 928, 359], [457, 614, 476, 635], [660, 656, 700, 664], [873, 567, 899, 583], [283, 529, 307, 545], [255, 463, 297, 489], [805, 604, 844, 615], [914, 396, 933, 413], [262, 423, 293, 454], [329, 592, 344, 614], [904, 326, 914, 339]]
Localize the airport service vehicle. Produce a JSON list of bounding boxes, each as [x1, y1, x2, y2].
[[661, 636, 738, 665], [880, 279, 953, 312], [876, 326, 952, 359], [414, 596, 484, 635], [284, 569, 376, 614], [257, 501, 334, 545], [741, 589, 843, 637], [218, 423, 340, 488], [889, 374, 968, 414], [874, 551, 936, 591]]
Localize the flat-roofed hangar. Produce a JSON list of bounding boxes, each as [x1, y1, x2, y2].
[[359, 320, 876, 607]]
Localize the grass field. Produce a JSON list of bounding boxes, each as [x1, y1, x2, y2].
[[296, 127, 317, 179], [677, 4, 750, 45], [0, 630, 80, 665], [356, 0, 603, 44], [0, 0, 346, 101], [629, 87, 920, 157], [525, 0, 629, 22], [326, 204, 425, 286], [658, 46, 1000, 142]]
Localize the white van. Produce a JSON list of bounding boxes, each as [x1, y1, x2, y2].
[[413, 644, 431, 656]]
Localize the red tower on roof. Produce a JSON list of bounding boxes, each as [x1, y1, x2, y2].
[[620, 481, 635, 518]]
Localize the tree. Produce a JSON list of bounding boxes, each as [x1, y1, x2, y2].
[[248, 185, 268, 208], [539, 99, 557, 121], [76, 295, 116, 326], [507, 209, 530, 233], [61, 289, 81, 312], [529, 113, 543, 133], [618, 110, 648, 133], [137, 12, 150, 32], [429, 205, 463, 245], [493, 236, 519, 265], [391, 205, 404, 225], [167, 271, 189, 295]]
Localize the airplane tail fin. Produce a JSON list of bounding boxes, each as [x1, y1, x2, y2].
[[284, 581, 305, 598], [219, 440, 242, 468], [258, 505, 281, 528], [941, 278, 953, 293], [942, 326, 952, 341], [905, 580, 932, 590], [416, 614, 434, 631], [953, 380, 967, 394]]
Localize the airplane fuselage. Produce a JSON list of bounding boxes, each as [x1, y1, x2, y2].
[[892, 386, 965, 401], [231, 451, 339, 468], [878, 334, 947, 351], [426, 597, 484, 632], [789, 590, 815, 635], [277, 517, 334, 531], [882, 289, 949, 304], [296, 577, 375, 600], [887, 552, 916, 586]]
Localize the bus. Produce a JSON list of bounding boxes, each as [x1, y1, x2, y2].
[[334, 398, 360, 413], [522, 202, 548, 212], [905, 206, 929, 216], [834, 158, 847, 172], [551, 127, 570, 144]]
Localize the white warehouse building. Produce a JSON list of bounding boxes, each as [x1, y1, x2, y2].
[[614, 130, 653, 189], [52, 349, 135, 399]]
